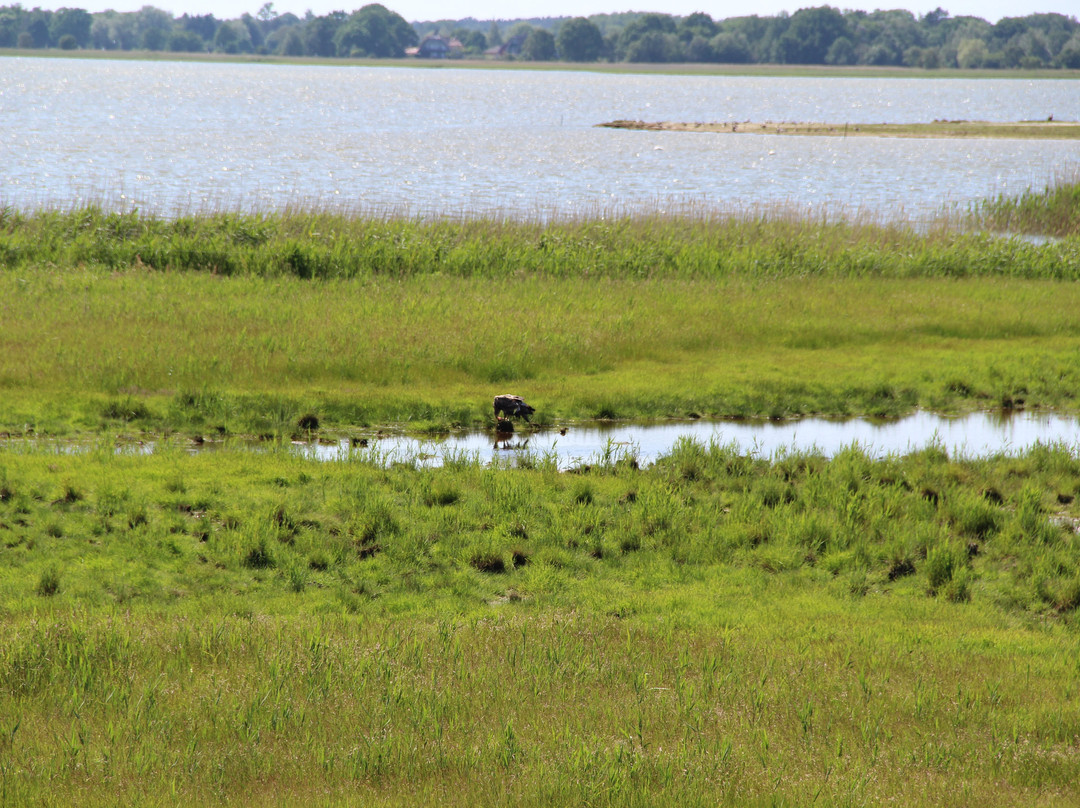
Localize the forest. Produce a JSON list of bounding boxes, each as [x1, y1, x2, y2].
[[2, 2, 1079, 69]]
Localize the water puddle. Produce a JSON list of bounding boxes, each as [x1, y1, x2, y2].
[[300, 410, 1080, 469], [8, 411, 1078, 469]]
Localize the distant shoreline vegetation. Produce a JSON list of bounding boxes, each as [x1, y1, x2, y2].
[[599, 119, 1080, 139], [1, 3, 1079, 70]]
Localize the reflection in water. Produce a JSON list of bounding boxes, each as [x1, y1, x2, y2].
[[493, 435, 532, 453], [300, 410, 1080, 469], [6, 411, 1079, 468]]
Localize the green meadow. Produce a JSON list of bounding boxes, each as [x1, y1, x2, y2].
[[1, 183, 1080, 805], [1, 197, 1080, 436], [2, 440, 1080, 805]]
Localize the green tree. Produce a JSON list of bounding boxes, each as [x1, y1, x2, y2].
[[721, 14, 780, 63], [685, 35, 714, 61], [775, 5, 848, 64], [998, 42, 1024, 67], [556, 17, 603, 62], [333, 4, 416, 58], [26, 15, 50, 48], [522, 27, 555, 61], [863, 43, 899, 65], [678, 11, 717, 42], [918, 46, 942, 68], [168, 29, 205, 52], [142, 25, 166, 50], [50, 7, 92, 48], [710, 31, 751, 63], [825, 35, 855, 65], [240, 13, 264, 51], [1057, 32, 1080, 68], [626, 31, 681, 62], [304, 15, 341, 57], [0, 6, 24, 47], [862, 10, 922, 64], [213, 20, 251, 53], [451, 27, 487, 55], [278, 27, 305, 56], [134, 5, 173, 45], [179, 13, 217, 42], [615, 12, 675, 60], [956, 38, 989, 68], [90, 12, 138, 49]]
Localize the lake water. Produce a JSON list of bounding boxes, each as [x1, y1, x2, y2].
[[296, 411, 1080, 468], [3, 58, 1079, 222]]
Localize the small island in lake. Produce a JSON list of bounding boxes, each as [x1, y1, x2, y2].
[[598, 118, 1080, 140]]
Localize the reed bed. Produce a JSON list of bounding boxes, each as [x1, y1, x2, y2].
[[974, 177, 1080, 238], [1, 441, 1079, 805], [1, 202, 1078, 280], [2, 189, 1080, 434]]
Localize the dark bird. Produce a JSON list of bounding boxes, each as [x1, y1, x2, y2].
[[493, 394, 535, 425]]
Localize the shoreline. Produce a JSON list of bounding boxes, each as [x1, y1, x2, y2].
[[5, 49, 1080, 80], [598, 118, 1080, 139]]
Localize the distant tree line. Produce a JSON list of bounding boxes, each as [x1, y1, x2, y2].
[[2, 3, 1079, 69], [0, 3, 418, 56]]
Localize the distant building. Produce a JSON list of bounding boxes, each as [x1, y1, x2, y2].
[[406, 35, 464, 58], [484, 32, 527, 58]]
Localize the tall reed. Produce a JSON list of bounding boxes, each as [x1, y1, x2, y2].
[[2, 203, 1079, 280]]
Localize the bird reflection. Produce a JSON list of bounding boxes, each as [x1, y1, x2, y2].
[[493, 436, 530, 451]]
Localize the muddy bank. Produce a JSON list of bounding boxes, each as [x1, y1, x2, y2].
[[597, 118, 1080, 139]]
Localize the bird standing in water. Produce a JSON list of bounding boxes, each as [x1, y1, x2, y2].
[[493, 394, 535, 429]]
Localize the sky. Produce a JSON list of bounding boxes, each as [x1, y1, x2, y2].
[[81, 0, 1080, 24]]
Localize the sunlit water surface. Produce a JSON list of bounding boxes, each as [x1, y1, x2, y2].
[[292, 411, 1080, 469], [3, 58, 1079, 221]]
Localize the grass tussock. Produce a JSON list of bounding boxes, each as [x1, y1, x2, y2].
[[1, 442, 1080, 804]]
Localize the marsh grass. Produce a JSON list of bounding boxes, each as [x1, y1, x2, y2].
[[974, 173, 1080, 237], [3, 200, 1080, 433], [2, 202, 1078, 280], [2, 442, 1080, 804]]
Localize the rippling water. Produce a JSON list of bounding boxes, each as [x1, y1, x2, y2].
[[3, 58, 1079, 220]]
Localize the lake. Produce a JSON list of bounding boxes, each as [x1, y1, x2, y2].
[[3, 57, 1080, 222]]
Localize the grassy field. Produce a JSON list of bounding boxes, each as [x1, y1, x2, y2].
[[2, 183, 1080, 805], [1, 439, 1079, 805], [2, 199, 1080, 436]]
